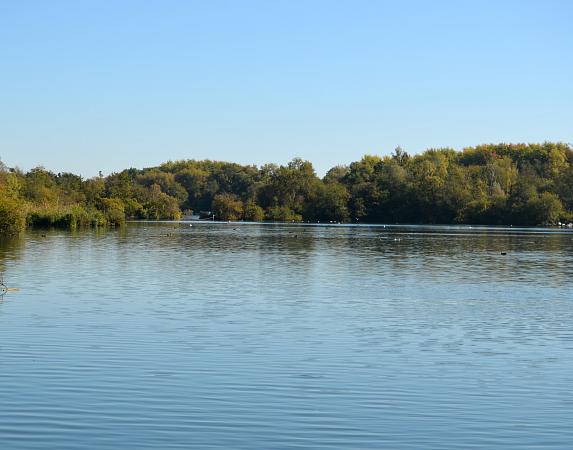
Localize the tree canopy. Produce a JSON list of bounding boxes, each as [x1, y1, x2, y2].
[[1, 142, 572, 234]]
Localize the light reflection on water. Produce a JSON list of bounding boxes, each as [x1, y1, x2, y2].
[[0, 223, 572, 449]]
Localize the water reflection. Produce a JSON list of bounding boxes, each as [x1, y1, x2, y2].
[[0, 233, 24, 266], [0, 223, 572, 449], [0, 234, 24, 302]]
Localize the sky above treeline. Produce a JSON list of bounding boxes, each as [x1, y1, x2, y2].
[[1, 0, 571, 177]]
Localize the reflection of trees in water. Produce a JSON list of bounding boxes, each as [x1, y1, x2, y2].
[[257, 225, 317, 255], [252, 227, 319, 303], [0, 235, 25, 302], [0, 235, 25, 274], [120, 223, 319, 289], [130, 223, 318, 257], [338, 227, 573, 286], [3, 224, 572, 300], [123, 223, 321, 306]]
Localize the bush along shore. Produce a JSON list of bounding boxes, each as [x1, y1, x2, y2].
[[1, 142, 573, 235]]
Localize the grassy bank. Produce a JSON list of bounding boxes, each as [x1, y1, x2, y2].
[[0, 200, 125, 235]]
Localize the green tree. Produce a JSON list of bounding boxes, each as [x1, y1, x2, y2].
[[307, 182, 350, 222], [243, 201, 264, 222], [521, 192, 564, 225], [265, 205, 302, 222], [212, 193, 243, 221], [143, 184, 181, 220], [24, 167, 58, 205], [0, 196, 27, 234], [99, 198, 126, 225]]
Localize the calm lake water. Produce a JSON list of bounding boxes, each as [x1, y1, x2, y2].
[[1, 222, 572, 449]]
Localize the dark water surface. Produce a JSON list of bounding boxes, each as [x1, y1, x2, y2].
[[1, 223, 572, 449]]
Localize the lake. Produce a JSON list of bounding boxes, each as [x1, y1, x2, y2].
[[1, 222, 572, 449]]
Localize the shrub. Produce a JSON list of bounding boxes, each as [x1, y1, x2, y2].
[[265, 206, 302, 222], [243, 201, 264, 222], [98, 197, 126, 226], [27, 204, 100, 229], [0, 196, 27, 234], [212, 194, 243, 221]]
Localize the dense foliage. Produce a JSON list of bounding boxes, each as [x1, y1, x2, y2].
[[1, 142, 572, 234]]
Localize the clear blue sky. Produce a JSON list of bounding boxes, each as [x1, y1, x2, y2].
[[1, 0, 571, 177]]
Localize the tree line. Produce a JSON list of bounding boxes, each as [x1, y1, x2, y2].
[[1, 142, 572, 234]]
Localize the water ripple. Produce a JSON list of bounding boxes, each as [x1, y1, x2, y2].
[[0, 223, 572, 449]]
